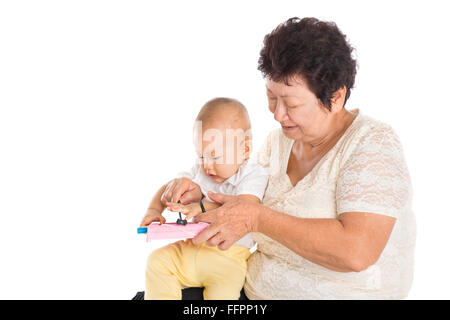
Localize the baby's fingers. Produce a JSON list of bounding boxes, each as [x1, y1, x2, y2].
[[185, 211, 200, 221], [166, 202, 190, 214], [140, 214, 154, 226], [140, 213, 166, 226]]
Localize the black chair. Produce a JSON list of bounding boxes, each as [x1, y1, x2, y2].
[[132, 287, 247, 300]]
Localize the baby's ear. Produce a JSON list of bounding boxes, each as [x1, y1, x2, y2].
[[244, 135, 252, 159]]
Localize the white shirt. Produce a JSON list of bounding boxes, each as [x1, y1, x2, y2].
[[177, 160, 269, 248], [244, 110, 416, 299]]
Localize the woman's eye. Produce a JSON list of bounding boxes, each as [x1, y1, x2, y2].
[[268, 97, 277, 109]]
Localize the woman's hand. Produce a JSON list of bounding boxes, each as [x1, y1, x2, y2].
[[166, 201, 203, 220], [192, 192, 262, 250], [160, 177, 203, 205], [140, 208, 166, 227]]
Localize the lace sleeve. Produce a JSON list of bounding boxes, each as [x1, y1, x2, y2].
[[256, 130, 275, 170], [336, 125, 412, 218]]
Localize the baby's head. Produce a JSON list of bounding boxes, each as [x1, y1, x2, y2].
[[193, 97, 252, 183]]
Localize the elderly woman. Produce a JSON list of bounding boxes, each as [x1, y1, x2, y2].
[[161, 17, 416, 299]]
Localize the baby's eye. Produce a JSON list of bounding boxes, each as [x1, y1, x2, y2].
[[196, 156, 204, 163]]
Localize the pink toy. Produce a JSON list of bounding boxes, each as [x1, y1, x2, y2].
[[145, 222, 209, 242]]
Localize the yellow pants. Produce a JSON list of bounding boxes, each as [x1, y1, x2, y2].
[[145, 239, 250, 300]]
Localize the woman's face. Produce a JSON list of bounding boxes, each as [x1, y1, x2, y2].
[[265, 77, 334, 143]]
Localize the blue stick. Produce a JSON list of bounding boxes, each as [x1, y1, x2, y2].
[[137, 227, 148, 234]]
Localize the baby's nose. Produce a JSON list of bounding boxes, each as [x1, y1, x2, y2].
[[203, 158, 214, 170]]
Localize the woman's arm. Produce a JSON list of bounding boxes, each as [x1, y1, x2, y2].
[[193, 192, 395, 273], [256, 207, 396, 272]]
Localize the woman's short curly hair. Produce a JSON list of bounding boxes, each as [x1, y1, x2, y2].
[[258, 17, 357, 110]]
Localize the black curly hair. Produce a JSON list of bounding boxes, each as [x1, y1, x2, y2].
[[258, 17, 357, 110]]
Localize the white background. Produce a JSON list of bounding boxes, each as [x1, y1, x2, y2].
[[1, 0, 449, 299]]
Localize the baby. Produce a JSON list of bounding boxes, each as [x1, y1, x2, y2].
[[140, 97, 268, 300]]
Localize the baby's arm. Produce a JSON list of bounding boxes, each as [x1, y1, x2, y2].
[[201, 200, 221, 211], [237, 194, 261, 203], [140, 183, 169, 226]]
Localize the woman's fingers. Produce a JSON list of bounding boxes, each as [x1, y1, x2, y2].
[[217, 239, 233, 251], [192, 223, 220, 246], [205, 232, 224, 247], [207, 191, 235, 204], [193, 211, 217, 224]]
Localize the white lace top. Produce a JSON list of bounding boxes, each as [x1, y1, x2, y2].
[[244, 111, 416, 299]]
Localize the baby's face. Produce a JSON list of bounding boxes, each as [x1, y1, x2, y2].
[[194, 123, 250, 183]]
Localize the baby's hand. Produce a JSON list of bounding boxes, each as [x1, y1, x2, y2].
[[166, 202, 202, 220], [140, 209, 166, 227]]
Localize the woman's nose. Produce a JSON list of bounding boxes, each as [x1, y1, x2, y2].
[[273, 102, 289, 122]]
